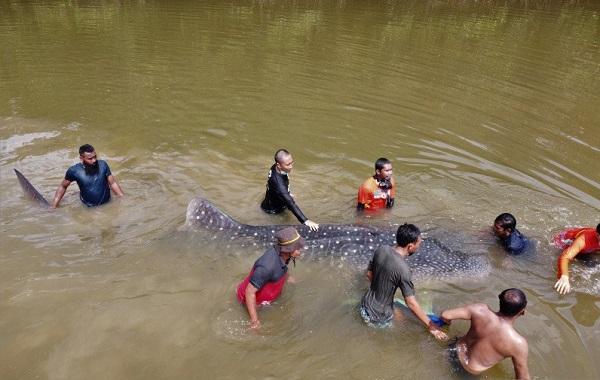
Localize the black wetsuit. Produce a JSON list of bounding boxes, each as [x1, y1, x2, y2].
[[260, 164, 308, 223]]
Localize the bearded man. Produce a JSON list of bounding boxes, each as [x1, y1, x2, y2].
[[51, 144, 124, 208]]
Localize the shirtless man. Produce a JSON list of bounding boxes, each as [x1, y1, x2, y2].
[[441, 288, 530, 380]]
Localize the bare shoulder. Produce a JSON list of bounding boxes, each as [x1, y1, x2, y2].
[[513, 332, 528, 349], [469, 303, 492, 315]]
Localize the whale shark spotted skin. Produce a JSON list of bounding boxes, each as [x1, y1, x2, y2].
[[186, 197, 490, 280]]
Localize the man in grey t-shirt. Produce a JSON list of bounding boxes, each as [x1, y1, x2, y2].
[[360, 223, 447, 341]]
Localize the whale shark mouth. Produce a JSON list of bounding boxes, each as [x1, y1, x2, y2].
[[185, 196, 490, 280]]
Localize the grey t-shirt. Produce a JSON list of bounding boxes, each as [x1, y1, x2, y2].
[[361, 245, 415, 323]]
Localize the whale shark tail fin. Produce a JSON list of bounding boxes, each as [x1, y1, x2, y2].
[[14, 169, 51, 208], [186, 196, 242, 231]]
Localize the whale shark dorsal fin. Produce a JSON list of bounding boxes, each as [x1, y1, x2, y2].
[[14, 169, 50, 208], [186, 196, 241, 230]]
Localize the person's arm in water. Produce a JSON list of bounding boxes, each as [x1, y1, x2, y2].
[[51, 179, 72, 208], [271, 173, 318, 231], [554, 235, 586, 294], [511, 338, 530, 380], [107, 174, 124, 197], [244, 283, 261, 329], [356, 182, 370, 210], [404, 295, 447, 341]]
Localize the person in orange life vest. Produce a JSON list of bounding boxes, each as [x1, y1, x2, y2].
[[236, 227, 305, 329], [553, 223, 600, 294], [357, 157, 395, 211]]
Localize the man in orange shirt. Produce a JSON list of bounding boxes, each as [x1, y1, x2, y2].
[[553, 223, 600, 294], [357, 157, 395, 211]]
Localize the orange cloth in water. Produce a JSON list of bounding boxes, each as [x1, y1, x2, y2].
[[554, 228, 600, 278], [357, 177, 396, 211]]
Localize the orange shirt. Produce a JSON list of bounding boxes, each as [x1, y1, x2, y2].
[[357, 177, 396, 211], [555, 228, 600, 278]]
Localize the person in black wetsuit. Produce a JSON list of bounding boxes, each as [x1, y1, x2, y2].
[[51, 144, 124, 208], [260, 149, 319, 231], [493, 213, 529, 254]]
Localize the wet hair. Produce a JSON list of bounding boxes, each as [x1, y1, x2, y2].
[[79, 144, 95, 155], [597, 223, 600, 234], [498, 288, 527, 316], [396, 223, 421, 247], [274, 149, 290, 164], [375, 157, 391, 171], [494, 213, 517, 231]]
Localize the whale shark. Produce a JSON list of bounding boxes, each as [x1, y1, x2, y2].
[[186, 196, 490, 280]]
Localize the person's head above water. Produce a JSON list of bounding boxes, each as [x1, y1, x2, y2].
[[78, 144, 98, 171], [274, 149, 294, 174], [275, 226, 305, 253], [374, 157, 393, 183], [498, 288, 527, 317], [396, 223, 422, 255], [79, 144, 95, 156], [494, 213, 517, 238], [274, 226, 305, 265]]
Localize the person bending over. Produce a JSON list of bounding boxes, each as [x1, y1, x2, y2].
[[441, 288, 530, 380], [553, 223, 600, 294], [52, 144, 124, 208], [260, 149, 319, 231], [236, 227, 305, 329], [360, 223, 447, 340]]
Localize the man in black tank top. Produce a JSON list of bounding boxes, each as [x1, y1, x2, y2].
[[260, 149, 319, 231]]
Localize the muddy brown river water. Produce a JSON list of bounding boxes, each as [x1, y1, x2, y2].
[[1, 1, 599, 379]]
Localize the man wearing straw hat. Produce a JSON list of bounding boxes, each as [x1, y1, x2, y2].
[[236, 226, 305, 329]]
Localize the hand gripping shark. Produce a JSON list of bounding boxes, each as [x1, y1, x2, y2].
[[186, 197, 489, 280]]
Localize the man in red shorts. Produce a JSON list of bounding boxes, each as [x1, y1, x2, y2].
[[553, 223, 600, 294], [236, 227, 305, 329], [357, 157, 395, 211]]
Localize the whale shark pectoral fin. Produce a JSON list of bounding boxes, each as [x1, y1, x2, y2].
[[14, 169, 50, 208]]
